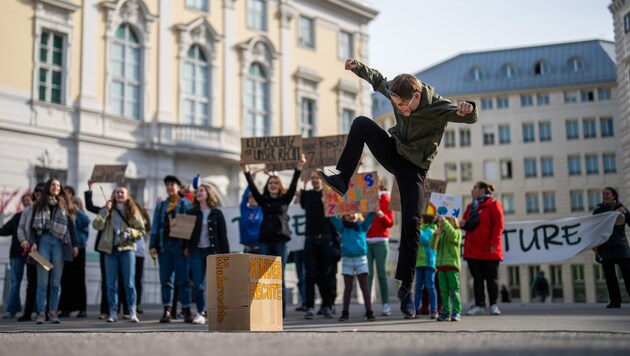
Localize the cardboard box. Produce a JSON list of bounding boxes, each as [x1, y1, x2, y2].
[[206, 253, 283, 332]]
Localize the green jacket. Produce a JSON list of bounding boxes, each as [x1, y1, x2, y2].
[[416, 223, 437, 268], [435, 219, 462, 271], [351, 61, 478, 170], [93, 209, 146, 254]]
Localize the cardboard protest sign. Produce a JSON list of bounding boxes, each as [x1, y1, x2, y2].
[[390, 178, 447, 212], [30, 250, 53, 271], [300, 135, 347, 179], [428, 192, 463, 218], [264, 161, 299, 172], [323, 171, 380, 217], [90, 164, 127, 184], [241, 135, 302, 165], [169, 214, 196, 240]]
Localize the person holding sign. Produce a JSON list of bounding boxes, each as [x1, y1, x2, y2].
[[240, 154, 306, 317], [184, 183, 229, 324], [461, 181, 504, 316], [318, 58, 478, 318], [29, 178, 79, 324], [149, 175, 192, 323], [93, 185, 146, 323]]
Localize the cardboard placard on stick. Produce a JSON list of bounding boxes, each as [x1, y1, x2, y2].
[[323, 171, 380, 217], [30, 250, 53, 271], [389, 178, 447, 212], [300, 135, 347, 179], [241, 135, 302, 166], [90, 164, 127, 184], [169, 214, 196, 240]]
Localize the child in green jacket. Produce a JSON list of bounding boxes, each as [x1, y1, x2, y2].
[[434, 216, 463, 321]]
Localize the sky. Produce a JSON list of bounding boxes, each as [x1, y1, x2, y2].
[[366, 0, 615, 78]]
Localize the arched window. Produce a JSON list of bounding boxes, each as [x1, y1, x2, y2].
[[245, 62, 269, 137], [183, 45, 209, 125], [534, 60, 550, 76], [468, 66, 485, 81], [110, 24, 141, 119], [567, 57, 585, 73], [500, 63, 517, 79]]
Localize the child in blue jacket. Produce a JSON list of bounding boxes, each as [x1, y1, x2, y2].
[[414, 214, 438, 319]]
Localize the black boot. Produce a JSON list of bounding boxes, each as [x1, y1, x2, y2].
[[160, 306, 172, 323], [183, 307, 193, 323]]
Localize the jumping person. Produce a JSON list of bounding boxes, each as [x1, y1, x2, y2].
[[318, 58, 478, 318]]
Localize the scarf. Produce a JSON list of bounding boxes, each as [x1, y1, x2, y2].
[[166, 195, 179, 214], [470, 194, 492, 213], [32, 196, 70, 243]]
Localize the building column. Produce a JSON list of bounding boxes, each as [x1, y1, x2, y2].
[[78, 0, 100, 111], [279, 1, 295, 135], [223, 0, 237, 131], [157, 0, 173, 123]]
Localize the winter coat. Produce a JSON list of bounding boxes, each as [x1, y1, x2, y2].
[[463, 198, 504, 261]]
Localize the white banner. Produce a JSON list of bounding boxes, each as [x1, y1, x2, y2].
[[493, 211, 619, 265]]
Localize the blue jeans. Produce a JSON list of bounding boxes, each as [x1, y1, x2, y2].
[[7, 257, 27, 314], [414, 266, 437, 312], [158, 239, 191, 307], [293, 249, 306, 306], [189, 247, 212, 313], [259, 241, 288, 314], [104, 249, 136, 314], [36, 233, 65, 312]]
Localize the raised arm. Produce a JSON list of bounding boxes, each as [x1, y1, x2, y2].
[[347, 59, 391, 98]]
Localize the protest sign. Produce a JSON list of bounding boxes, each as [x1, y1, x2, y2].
[[429, 192, 463, 218], [323, 171, 380, 217], [90, 164, 127, 184], [300, 135, 347, 179], [390, 178, 447, 212], [30, 250, 53, 271], [169, 214, 196, 240], [241, 135, 302, 165]]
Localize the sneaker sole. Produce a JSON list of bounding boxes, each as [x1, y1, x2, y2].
[[317, 170, 345, 196]]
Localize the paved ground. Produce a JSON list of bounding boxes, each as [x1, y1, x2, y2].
[[1, 302, 629, 355]]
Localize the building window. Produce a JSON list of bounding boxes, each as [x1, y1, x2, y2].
[[522, 123, 535, 143], [460, 162, 473, 182], [567, 57, 585, 72], [603, 153, 617, 174], [587, 189, 600, 211], [534, 61, 550, 75], [443, 130, 455, 148], [338, 30, 354, 59], [524, 158, 537, 178], [247, 0, 267, 31], [625, 11, 630, 33], [183, 45, 209, 126], [539, 122, 552, 142], [300, 98, 316, 137], [565, 119, 579, 140], [583, 118, 596, 139], [501, 63, 517, 79], [111, 24, 141, 119], [585, 154, 599, 175], [564, 91, 577, 104], [520, 95, 533, 107], [570, 191, 584, 212], [186, 0, 208, 11], [468, 67, 485, 81], [498, 125, 510, 144], [126, 178, 146, 207], [341, 108, 354, 134], [526, 192, 539, 214], [593, 264, 609, 303], [502, 193, 515, 215], [497, 96, 509, 109], [580, 89, 595, 102], [543, 192, 556, 213], [38, 31, 65, 104], [34, 167, 68, 186], [298, 15, 315, 48], [600, 117, 614, 137], [598, 88, 611, 101], [500, 159, 512, 180], [445, 163, 457, 182], [572, 264, 586, 303], [459, 129, 471, 147], [550, 265, 563, 302], [568, 155, 581, 176], [245, 62, 269, 137], [536, 93, 550, 106], [481, 98, 493, 110], [482, 126, 495, 145], [541, 157, 554, 177], [484, 160, 497, 181], [508, 266, 521, 300]]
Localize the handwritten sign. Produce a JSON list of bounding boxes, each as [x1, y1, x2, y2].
[[169, 214, 196, 240], [390, 178, 447, 212], [324, 171, 380, 217], [30, 250, 53, 271], [428, 192, 462, 218], [241, 135, 302, 165], [265, 161, 299, 172], [90, 164, 127, 184], [301, 135, 348, 179]]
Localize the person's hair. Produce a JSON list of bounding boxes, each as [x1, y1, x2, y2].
[[21, 194, 32, 203], [263, 175, 287, 196], [111, 184, 140, 221], [389, 74, 423, 100], [193, 184, 219, 208], [445, 216, 459, 229], [73, 197, 84, 211], [421, 214, 436, 224], [603, 186, 619, 201], [33, 177, 76, 217], [64, 186, 75, 197], [378, 178, 387, 191], [476, 181, 495, 195]]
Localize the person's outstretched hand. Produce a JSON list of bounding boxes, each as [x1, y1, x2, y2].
[[297, 153, 307, 171], [345, 58, 357, 70]]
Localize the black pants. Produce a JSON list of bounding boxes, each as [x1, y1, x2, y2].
[[467, 259, 500, 307], [304, 234, 336, 309], [23, 263, 37, 316], [136, 256, 145, 306], [59, 248, 87, 312], [337, 116, 425, 284], [602, 259, 630, 305]]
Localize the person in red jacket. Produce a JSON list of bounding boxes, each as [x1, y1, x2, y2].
[[460, 181, 504, 316], [366, 181, 394, 316]]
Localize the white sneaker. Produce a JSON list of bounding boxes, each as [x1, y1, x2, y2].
[[466, 305, 485, 315], [130, 311, 139, 323], [381, 304, 391, 316], [106, 311, 118, 323], [36, 312, 45, 324], [192, 313, 206, 325], [490, 304, 501, 315]]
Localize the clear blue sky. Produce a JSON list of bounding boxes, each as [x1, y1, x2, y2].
[[367, 0, 614, 77]]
